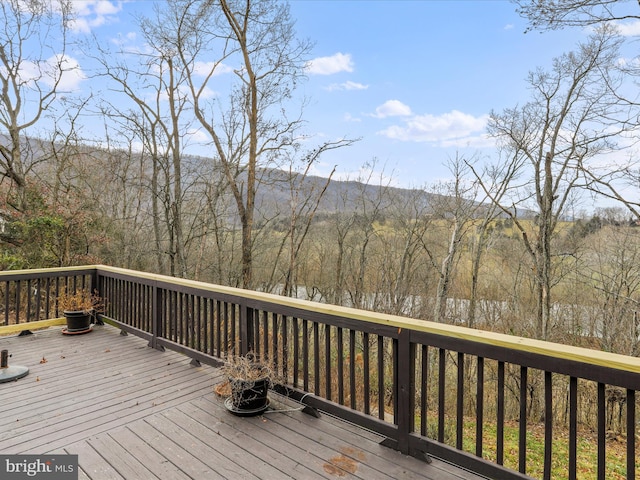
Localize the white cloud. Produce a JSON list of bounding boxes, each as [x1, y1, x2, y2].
[[186, 128, 210, 145], [54, 55, 87, 91], [325, 81, 368, 92], [16, 54, 86, 92], [378, 109, 489, 145], [504, 24, 514, 30], [614, 20, 640, 36], [193, 61, 234, 77], [196, 86, 218, 100], [305, 53, 354, 75], [372, 100, 412, 118], [93, 0, 121, 15], [69, 1, 122, 34]]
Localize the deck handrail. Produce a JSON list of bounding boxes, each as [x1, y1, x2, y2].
[[0, 265, 637, 480]]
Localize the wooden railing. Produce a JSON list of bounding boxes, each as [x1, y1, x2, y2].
[[1, 265, 638, 480]]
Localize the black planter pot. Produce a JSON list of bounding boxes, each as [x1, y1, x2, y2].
[[63, 310, 93, 333], [225, 377, 269, 416]]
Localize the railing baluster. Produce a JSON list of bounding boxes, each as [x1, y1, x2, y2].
[[476, 356, 484, 458], [544, 371, 552, 480], [203, 297, 210, 355], [627, 389, 635, 480], [262, 311, 269, 362], [26, 279, 32, 322], [127, 280, 132, 326], [350, 328, 356, 410], [214, 300, 220, 357], [291, 317, 300, 387], [184, 293, 190, 347], [497, 360, 505, 466], [569, 376, 577, 480], [44, 277, 51, 320], [598, 382, 606, 480], [438, 348, 446, 443], [15, 280, 20, 325], [378, 334, 384, 420], [302, 318, 309, 391], [4, 280, 9, 325], [337, 326, 344, 405], [392, 338, 398, 420], [421, 344, 428, 437], [186, 293, 193, 348], [223, 302, 229, 357], [281, 315, 288, 382], [519, 366, 528, 475], [325, 324, 331, 401], [195, 295, 201, 351], [250, 307, 257, 354], [55, 278, 61, 317], [133, 282, 138, 329], [230, 303, 237, 354], [35, 278, 42, 321], [363, 331, 370, 415], [314, 321, 320, 395], [177, 291, 183, 344], [293, 317, 300, 388], [272, 313, 279, 374], [456, 352, 464, 450]]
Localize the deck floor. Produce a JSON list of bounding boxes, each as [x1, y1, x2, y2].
[[0, 324, 483, 479]]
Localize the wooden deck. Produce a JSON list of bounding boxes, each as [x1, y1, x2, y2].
[[0, 324, 484, 480]]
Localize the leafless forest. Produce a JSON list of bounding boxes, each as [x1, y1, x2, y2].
[[2, 0, 640, 359]]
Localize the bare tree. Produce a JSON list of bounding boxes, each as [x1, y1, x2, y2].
[[515, 1, 640, 219], [0, 0, 73, 210], [464, 161, 505, 329], [343, 165, 393, 310], [483, 28, 636, 339], [419, 156, 482, 323], [379, 189, 434, 317], [91, 3, 198, 277], [584, 225, 640, 355], [174, 0, 355, 289], [514, 0, 640, 32]]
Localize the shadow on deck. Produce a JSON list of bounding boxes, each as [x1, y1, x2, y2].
[[0, 324, 483, 479]]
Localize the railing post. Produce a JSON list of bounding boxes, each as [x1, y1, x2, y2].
[[90, 270, 98, 295], [240, 305, 254, 356], [91, 269, 104, 326], [150, 284, 164, 351], [396, 328, 415, 455]]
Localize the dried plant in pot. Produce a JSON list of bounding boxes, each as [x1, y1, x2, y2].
[[57, 288, 105, 334], [215, 352, 272, 416]]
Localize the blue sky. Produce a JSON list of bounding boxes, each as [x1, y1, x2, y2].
[[39, 1, 640, 193], [286, 0, 588, 186]]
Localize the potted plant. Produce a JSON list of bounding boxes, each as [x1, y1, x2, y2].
[[57, 288, 104, 334], [214, 353, 272, 416]]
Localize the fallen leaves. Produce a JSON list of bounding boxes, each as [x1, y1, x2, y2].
[[39, 356, 47, 364], [323, 446, 366, 477]]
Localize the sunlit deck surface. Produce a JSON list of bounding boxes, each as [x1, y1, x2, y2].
[[0, 324, 483, 480]]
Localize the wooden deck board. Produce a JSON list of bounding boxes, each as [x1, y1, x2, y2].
[[0, 325, 485, 480], [198, 395, 393, 480], [85, 431, 160, 480]]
